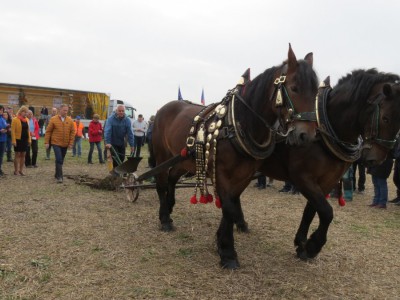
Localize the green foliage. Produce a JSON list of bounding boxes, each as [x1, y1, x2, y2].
[[30, 256, 51, 269]]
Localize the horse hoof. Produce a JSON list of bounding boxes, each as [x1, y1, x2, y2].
[[160, 223, 174, 232], [220, 259, 240, 270], [236, 223, 250, 233], [296, 250, 309, 261]]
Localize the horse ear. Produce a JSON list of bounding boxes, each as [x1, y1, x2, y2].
[[323, 76, 330, 86], [287, 43, 298, 71], [304, 52, 313, 67], [382, 83, 393, 98], [237, 68, 251, 85]]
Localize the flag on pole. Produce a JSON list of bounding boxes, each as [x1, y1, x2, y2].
[[201, 88, 205, 105], [178, 86, 183, 101]]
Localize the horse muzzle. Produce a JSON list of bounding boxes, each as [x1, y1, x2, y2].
[[286, 122, 317, 146]]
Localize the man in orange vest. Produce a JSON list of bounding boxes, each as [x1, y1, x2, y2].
[[72, 116, 84, 157]]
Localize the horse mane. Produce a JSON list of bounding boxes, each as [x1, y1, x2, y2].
[[332, 69, 400, 103], [243, 65, 280, 102]]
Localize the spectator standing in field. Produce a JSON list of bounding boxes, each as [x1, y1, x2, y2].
[[352, 158, 366, 194], [104, 104, 135, 169], [45, 107, 57, 160], [38, 118, 45, 137], [3, 110, 13, 162], [367, 156, 394, 209], [0, 105, 8, 176], [44, 104, 75, 183], [11, 106, 31, 176], [72, 116, 84, 158], [25, 110, 40, 168], [7, 106, 15, 118], [146, 115, 155, 168], [87, 114, 104, 164], [389, 138, 400, 204], [132, 114, 147, 158], [40, 106, 48, 118]]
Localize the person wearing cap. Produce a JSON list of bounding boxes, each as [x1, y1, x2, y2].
[[87, 114, 104, 164], [72, 115, 84, 158], [44, 104, 75, 183]]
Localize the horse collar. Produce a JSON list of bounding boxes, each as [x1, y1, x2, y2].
[[316, 85, 362, 162]]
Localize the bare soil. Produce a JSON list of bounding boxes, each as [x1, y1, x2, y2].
[[0, 142, 399, 299]]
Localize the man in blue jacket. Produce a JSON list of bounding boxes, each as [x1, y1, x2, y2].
[[104, 104, 135, 169]]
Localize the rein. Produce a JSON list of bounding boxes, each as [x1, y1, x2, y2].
[[363, 98, 398, 149]]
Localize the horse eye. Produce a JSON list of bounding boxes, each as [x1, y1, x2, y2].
[[290, 86, 299, 93], [382, 116, 389, 123]]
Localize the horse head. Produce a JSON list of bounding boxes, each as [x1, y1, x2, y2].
[[361, 81, 400, 166], [274, 44, 318, 145]]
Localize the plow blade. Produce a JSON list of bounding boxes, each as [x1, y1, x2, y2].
[[114, 157, 143, 174]]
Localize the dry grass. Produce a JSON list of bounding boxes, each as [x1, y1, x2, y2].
[[0, 141, 399, 299]]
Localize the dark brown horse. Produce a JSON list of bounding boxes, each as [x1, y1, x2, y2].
[[152, 45, 319, 269], [254, 69, 400, 260]]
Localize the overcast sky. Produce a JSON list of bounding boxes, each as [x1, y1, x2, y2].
[[1, 0, 399, 119]]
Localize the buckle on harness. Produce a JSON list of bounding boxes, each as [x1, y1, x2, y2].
[[186, 136, 195, 147], [274, 75, 286, 85]]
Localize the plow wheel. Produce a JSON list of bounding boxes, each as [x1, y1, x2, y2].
[[123, 173, 141, 202]]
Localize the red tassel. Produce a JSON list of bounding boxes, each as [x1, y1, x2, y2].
[[199, 195, 208, 204], [325, 194, 330, 199], [181, 148, 187, 157], [190, 194, 198, 204], [338, 196, 346, 207], [207, 193, 213, 203], [215, 197, 222, 209]]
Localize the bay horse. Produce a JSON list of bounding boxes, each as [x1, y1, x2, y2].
[[254, 69, 400, 260], [152, 45, 319, 269]]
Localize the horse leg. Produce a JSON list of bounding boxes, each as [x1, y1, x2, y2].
[[296, 195, 333, 260], [217, 215, 239, 269], [233, 197, 249, 233], [294, 202, 316, 259], [156, 171, 174, 232], [166, 171, 181, 215], [157, 167, 182, 232], [216, 196, 246, 269]]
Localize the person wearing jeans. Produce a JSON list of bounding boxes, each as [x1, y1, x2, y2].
[[44, 104, 75, 183], [367, 156, 394, 209], [132, 114, 147, 158], [87, 114, 104, 164], [72, 116, 84, 157], [25, 110, 40, 168], [104, 104, 135, 171]]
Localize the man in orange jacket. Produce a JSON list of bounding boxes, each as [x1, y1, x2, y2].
[[72, 116, 84, 157], [44, 104, 75, 183]]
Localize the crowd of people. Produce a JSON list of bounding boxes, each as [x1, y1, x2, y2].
[[0, 104, 155, 183]]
